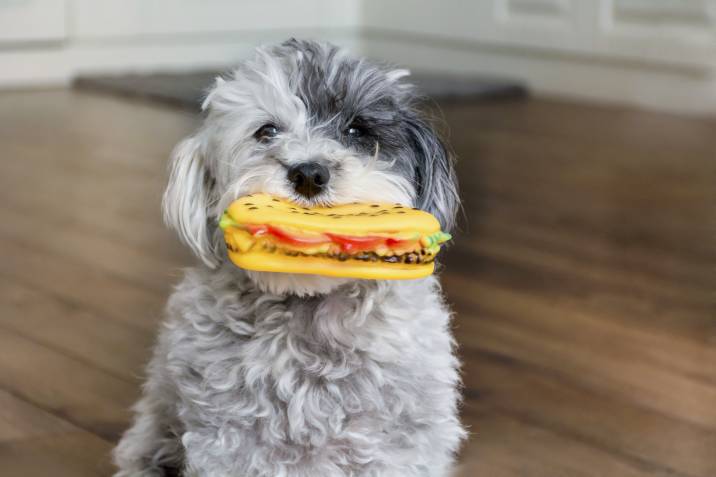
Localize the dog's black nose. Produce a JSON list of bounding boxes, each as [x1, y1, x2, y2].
[[287, 162, 330, 198]]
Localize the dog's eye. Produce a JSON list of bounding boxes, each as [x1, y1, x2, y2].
[[345, 124, 365, 138], [254, 123, 279, 142]]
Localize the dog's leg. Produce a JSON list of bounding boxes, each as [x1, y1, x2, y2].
[[113, 371, 184, 476]]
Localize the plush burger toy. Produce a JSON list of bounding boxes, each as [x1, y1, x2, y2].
[[219, 194, 451, 280]]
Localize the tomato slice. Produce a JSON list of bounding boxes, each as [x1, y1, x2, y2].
[[245, 224, 268, 236], [386, 237, 409, 247], [326, 233, 386, 253], [245, 224, 418, 254], [266, 225, 330, 246], [245, 224, 328, 247]]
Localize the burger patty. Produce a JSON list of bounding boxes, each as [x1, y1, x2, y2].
[[225, 242, 436, 265]]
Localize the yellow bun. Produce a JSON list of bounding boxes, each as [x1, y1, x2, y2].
[[227, 249, 435, 280], [226, 193, 441, 235]]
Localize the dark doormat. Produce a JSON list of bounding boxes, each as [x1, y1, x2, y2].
[[74, 70, 527, 111]]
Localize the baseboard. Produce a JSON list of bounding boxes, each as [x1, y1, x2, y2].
[[0, 29, 362, 88]]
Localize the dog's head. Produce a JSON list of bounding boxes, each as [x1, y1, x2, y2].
[[163, 39, 459, 295]]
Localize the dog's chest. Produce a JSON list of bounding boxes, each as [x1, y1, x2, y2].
[[164, 274, 460, 473], [171, 301, 425, 456]]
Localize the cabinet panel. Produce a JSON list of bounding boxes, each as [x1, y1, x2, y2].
[[611, 0, 716, 29], [595, 0, 716, 68], [488, 0, 594, 52], [363, 0, 591, 52], [363, 0, 716, 69], [500, 0, 572, 24]]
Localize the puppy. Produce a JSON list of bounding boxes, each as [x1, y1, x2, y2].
[[114, 39, 464, 477]]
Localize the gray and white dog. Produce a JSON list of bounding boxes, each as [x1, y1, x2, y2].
[[114, 39, 465, 477]]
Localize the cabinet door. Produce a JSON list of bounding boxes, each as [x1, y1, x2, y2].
[[363, 0, 592, 53], [485, 0, 595, 53], [364, 0, 715, 69], [593, 0, 716, 67], [0, 0, 66, 44]]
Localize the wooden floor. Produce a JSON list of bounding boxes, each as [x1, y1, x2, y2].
[[0, 89, 714, 476]]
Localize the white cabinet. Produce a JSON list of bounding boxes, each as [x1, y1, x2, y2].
[[495, 0, 716, 67], [361, 0, 716, 113], [364, 0, 716, 69], [596, 0, 716, 67]]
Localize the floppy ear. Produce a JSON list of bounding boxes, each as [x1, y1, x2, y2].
[[405, 117, 460, 233], [162, 135, 219, 268]]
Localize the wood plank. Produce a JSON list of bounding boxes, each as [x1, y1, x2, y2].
[[451, 235, 713, 316], [470, 215, 715, 297], [0, 146, 189, 265], [457, 401, 678, 477], [0, 90, 197, 164], [0, 202, 183, 293], [449, 271, 716, 383], [445, 98, 716, 158], [0, 280, 154, 382], [451, 127, 716, 262], [444, 234, 715, 341], [0, 329, 139, 441], [0, 239, 165, 332], [0, 390, 113, 477], [446, 277, 716, 430], [457, 348, 716, 477], [0, 140, 168, 225]]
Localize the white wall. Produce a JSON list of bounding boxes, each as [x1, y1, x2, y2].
[[1, 0, 715, 115], [0, 0, 363, 86]]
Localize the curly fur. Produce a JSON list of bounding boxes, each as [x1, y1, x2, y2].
[[114, 39, 465, 476]]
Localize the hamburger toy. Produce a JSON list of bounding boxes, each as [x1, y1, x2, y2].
[[219, 194, 451, 280]]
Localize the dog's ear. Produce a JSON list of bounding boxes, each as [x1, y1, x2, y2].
[[405, 116, 460, 233], [162, 135, 219, 268]]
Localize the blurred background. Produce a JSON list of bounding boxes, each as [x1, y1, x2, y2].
[[0, 1, 714, 476]]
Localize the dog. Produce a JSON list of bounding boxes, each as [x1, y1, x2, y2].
[[113, 39, 464, 477]]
